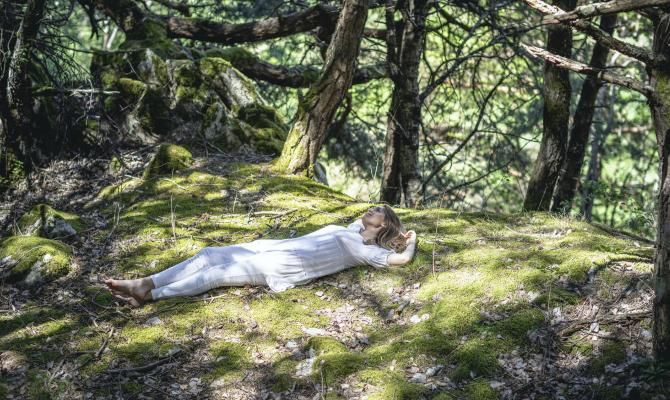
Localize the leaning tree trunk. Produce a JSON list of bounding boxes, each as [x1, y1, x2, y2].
[[0, 0, 26, 157], [523, 0, 576, 211], [551, 14, 616, 213], [4, 0, 47, 171], [380, 0, 428, 207], [275, 0, 369, 176], [651, 12, 670, 363]]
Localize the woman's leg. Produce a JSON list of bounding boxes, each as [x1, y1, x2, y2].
[[150, 255, 269, 300], [149, 245, 257, 288]]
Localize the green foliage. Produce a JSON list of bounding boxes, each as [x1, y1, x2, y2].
[[0, 152, 25, 191]]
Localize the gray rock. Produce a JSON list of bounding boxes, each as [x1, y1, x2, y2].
[[46, 218, 77, 239]]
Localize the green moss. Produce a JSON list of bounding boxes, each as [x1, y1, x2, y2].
[[119, 20, 180, 59], [27, 369, 52, 400], [492, 308, 545, 344], [0, 236, 72, 283], [358, 369, 427, 400], [118, 77, 147, 100], [587, 340, 627, 375], [207, 341, 252, 381], [271, 357, 300, 392], [100, 70, 119, 89], [143, 143, 193, 178], [463, 378, 499, 400], [109, 156, 123, 173], [432, 393, 457, 400], [115, 323, 165, 355], [15, 203, 85, 236], [450, 337, 502, 381], [306, 336, 365, 385], [307, 336, 348, 355], [532, 287, 581, 308], [271, 125, 308, 174]]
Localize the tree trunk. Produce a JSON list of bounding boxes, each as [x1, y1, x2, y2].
[[551, 14, 616, 213], [275, 0, 369, 176], [580, 86, 612, 221], [380, 0, 428, 207], [651, 12, 670, 362], [0, 1, 24, 148], [4, 0, 47, 170], [523, 0, 576, 211]]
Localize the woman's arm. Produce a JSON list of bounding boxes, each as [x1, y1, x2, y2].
[[387, 231, 417, 266]]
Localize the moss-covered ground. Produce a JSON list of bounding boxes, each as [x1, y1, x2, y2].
[[0, 147, 660, 399]]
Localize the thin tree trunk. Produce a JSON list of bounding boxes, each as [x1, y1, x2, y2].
[[275, 0, 369, 176], [581, 86, 612, 221], [552, 14, 616, 213], [523, 0, 576, 211], [4, 0, 47, 170], [651, 12, 670, 362], [380, 0, 428, 207]]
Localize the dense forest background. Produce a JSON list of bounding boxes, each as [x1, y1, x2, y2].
[[3, 0, 670, 398], [0, 0, 658, 238]]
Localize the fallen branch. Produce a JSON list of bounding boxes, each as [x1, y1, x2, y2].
[[558, 310, 651, 337], [106, 348, 182, 374], [95, 326, 115, 358]]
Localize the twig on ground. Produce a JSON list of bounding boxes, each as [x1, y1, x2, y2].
[[106, 349, 182, 374]]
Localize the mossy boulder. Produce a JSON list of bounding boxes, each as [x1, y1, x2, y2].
[[143, 144, 194, 178], [15, 204, 84, 239], [91, 44, 288, 154], [0, 236, 73, 286]]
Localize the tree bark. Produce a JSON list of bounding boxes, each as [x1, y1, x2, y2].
[[523, 0, 576, 211], [651, 12, 670, 362], [380, 0, 428, 207], [551, 14, 617, 213], [0, 1, 24, 145], [275, 0, 370, 176], [4, 0, 47, 170]]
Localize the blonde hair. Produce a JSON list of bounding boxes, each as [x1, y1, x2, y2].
[[367, 204, 407, 253]]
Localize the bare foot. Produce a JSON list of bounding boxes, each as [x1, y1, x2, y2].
[[109, 290, 143, 308], [104, 278, 152, 307]]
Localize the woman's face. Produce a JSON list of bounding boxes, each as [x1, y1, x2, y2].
[[362, 206, 386, 231]]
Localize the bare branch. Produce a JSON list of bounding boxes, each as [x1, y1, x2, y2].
[[163, 4, 339, 45], [521, 0, 657, 66], [520, 43, 653, 97], [542, 0, 670, 24]]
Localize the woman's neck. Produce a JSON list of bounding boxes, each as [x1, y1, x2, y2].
[[359, 229, 377, 243]]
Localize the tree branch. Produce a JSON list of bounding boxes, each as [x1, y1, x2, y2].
[[542, 0, 670, 24], [521, 0, 658, 66], [520, 43, 653, 97], [162, 4, 340, 45]]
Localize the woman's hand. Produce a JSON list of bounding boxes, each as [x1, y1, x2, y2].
[[403, 230, 417, 245]]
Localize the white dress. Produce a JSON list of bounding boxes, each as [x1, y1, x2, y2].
[[261, 218, 396, 291], [148, 218, 396, 299]]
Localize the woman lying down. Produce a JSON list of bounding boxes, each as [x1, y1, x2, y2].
[[104, 205, 417, 307]]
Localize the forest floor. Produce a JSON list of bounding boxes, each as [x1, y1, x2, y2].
[[0, 144, 667, 400]]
